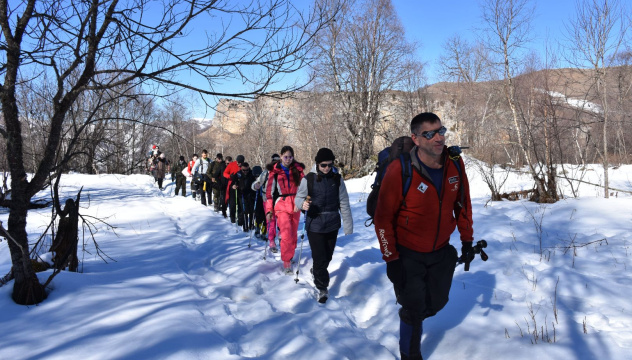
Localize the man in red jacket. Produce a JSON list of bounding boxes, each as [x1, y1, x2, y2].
[[224, 155, 245, 223], [374, 112, 474, 360]]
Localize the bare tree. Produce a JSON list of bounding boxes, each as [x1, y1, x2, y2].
[[564, 0, 629, 198], [480, 0, 562, 202], [0, 0, 334, 304], [311, 0, 417, 173]]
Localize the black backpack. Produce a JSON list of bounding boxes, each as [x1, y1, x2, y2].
[[365, 137, 464, 226]]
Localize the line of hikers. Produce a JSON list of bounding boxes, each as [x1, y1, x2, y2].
[[147, 111, 477, 360]]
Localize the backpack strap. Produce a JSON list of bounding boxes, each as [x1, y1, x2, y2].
[[452, 158, 465, 216], [400, 152, 413, 206], [272, 173, 280, 204], [306, 172, 315, 198]]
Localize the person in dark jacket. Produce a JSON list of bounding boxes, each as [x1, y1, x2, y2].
[[172, 155, 188, 197], [208, 153, 226, 213], [374, 112, 474, 360], [250, 165, 266, 238], [295, 148, 353, 303], [154, 152, 168, 190], [232, 162, 256, 232]]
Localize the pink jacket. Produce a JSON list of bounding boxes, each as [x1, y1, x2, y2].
[[265, 161, 305, 215]]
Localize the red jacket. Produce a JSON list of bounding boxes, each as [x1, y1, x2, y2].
[[373, 146, 473, 262], [265, 161, 305, 215], [223, 161, 241, 201], [186, 160, 195, 175]]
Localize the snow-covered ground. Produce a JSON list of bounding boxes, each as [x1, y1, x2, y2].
[[1, 160, 631, 360]]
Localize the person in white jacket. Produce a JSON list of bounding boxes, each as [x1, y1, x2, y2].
[[252, 154, 280, 250]]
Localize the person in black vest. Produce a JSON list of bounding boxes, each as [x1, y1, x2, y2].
[[294, 148, 353, 303]]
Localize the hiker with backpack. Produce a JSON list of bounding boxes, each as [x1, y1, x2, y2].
[[231, 162, 256, 232], [255, 154, 281, 248], [265, 146, 305, 274], [191, 150, 213, 206], [373, 112, 474, 360], [250, 165, 267, 239], [224, 155, 245, 224], [171, 155, 188, 197], [187, 154, 199, 200], [209, 153, 226, 213], [294, 148, 353, 303], [154, 152, 168, 190]]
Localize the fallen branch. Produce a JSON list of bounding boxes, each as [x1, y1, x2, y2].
[[563, 178, 632, 195]]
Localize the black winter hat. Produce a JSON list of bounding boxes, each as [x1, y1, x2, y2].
[[271, 153, 280, 161], [236, 155, 245, 164], [315, 148, 335, 163], [179, 155, 185, 161]]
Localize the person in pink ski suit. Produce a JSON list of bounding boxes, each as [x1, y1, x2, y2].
[[265, 146, 305, 273]]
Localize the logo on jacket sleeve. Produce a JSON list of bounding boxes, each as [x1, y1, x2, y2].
[[378, 229, 393, 257], [448, 176, 458, 184], [417, 182, 429, 193]]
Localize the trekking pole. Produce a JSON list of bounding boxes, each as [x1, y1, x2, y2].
[[456, 240, 488, 271], [251, 189, 259, 240], [234, 188, 239, 233], [262, 235, 268, 260], [245, 193, 253, 247], [294, 196, 310, 284]]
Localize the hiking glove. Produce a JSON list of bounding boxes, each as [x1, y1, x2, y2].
[[461, 241, 475, 263], [386, 259, 405, 289]]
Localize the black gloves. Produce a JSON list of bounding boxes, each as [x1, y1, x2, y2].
[[461, 241, 475, 271], [386, 258, 405, 290]]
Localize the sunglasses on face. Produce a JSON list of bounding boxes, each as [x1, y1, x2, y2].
[[241, 168, 250, 171], [416, 126, 447, 140], [282, 155, 293, 160], [319, 163, 333, 168]]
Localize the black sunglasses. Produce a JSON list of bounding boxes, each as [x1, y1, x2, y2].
[[416, 126, 447, 140], [319, 163, 334, 168]]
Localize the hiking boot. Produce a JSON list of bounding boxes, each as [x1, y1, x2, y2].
[[317, 288, 329, 303], [283, 261, 291, 267], [283, 261, 292, 275]]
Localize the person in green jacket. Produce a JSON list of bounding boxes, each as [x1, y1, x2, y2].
[[172, 155, 188, 197]]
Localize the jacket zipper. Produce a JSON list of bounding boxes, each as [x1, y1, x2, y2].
[[431, 159, 451, 251]]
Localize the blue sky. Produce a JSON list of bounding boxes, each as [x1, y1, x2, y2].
[[187, 0, 584, 118], [393, 0, 578, 83]]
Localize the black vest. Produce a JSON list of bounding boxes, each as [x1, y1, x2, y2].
[[306, 172, 341, 233]]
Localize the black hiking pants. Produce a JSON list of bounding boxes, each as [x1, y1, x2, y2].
[[307, 230, 338, 291], [175, 176, 186, 196], [229, 187, 240, 223], [198, 180, 212, 206], [396, 244, 458, 358], [212, 183, 221, 211]]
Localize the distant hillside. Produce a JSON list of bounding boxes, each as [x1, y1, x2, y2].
[[198, 65, 630, 151]]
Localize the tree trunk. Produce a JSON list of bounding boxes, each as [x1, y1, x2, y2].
[[6, 200, 47, 305]]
